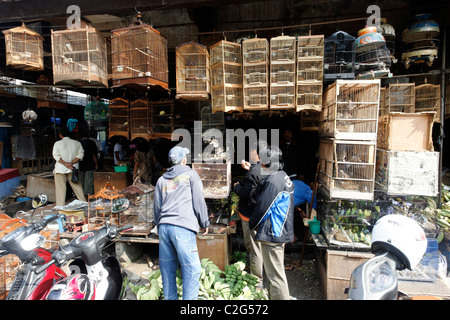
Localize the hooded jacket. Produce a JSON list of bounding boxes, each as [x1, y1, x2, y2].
[[249, 170, 294, 243], [233, 162, 264, 219], [154, 165, 209, 233]]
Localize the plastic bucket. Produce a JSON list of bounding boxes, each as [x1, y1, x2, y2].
[[308, 218, 321, 234]]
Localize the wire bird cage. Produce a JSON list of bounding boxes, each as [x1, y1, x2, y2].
[[3, 23, 44, 71], [176, 42, 210, 100], [270, 35, 296, 110], [108, 98, 129, 138], [320, 80, 380, 141], [149, 100, 175, 139], [381, 82, 415, 116], [324, 30, 355, 82], [242, 38, 269, 110], [111, 22, 168, 89], [297, 35, 324, 112], [87, 183, 124, 229], [415, 82, 441, 122], [192, 161, 231, 199], [130, 99, 150, 140], [51, 26, 108, 87], [377, 18, 396, 63], [354, 26, 391, 79], [84, 99, 109, 125], [319, 138, 376, 200], [36, 75, 68, 109], [210, 40, 243, 113]]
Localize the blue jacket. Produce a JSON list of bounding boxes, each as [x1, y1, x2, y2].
[[249, 170, 294, 243], [293, 179, 317, 209]]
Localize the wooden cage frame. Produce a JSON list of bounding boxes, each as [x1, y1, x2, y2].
[[381, 82, 415, 116], [415, 83, 441, 123], [130, 98, 151, 140], [108, 98, 129, 138]]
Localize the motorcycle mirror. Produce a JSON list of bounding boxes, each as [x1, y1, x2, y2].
[[111, 197, 130, 213], [21, 233, 46, 251], [32, 194, 48, 209]]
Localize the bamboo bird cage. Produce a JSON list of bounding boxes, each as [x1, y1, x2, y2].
[[381, 82, 415, 116], [210, 40, 243, 113], [111, 22, 168, 90], [108, 98, 129, 138], [51, 26, 108, 87], [130, 98, 150, 140], [415, 82, 440, 123], [3, 23, 44, 71], [176, 42, 210, 101]]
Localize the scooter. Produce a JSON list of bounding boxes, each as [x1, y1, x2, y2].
[[346, 214, 428, 300]]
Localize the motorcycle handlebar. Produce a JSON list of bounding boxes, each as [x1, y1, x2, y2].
[[34, 258, 56, 274]]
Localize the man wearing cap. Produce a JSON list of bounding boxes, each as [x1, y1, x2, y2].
[[154, 146, 210, 300]]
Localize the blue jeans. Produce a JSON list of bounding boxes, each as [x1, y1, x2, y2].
[[158, 224, 201, 300]]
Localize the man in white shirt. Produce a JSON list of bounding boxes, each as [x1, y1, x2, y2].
[[52, 126, 86, 207], [113, 136, 127, 165]]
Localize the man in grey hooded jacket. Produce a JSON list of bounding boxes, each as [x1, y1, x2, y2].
[[154, 146, 209, 300]]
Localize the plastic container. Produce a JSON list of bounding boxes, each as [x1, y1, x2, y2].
[[114, 166, 129, 173], [308, 217, 321, 234], [16, 197, 31, 202]]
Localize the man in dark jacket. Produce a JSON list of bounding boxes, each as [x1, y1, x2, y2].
[[79, 127, 98, 196], [154, 146, 209, 300], [249, 145, 294, 300]]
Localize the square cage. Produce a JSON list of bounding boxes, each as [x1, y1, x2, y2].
[[320, 80, 380, 140], [415, 83, 441, 122], [192, 161, 231, 199], [149, 100, 174, 139], [130, 99, 150, 140], [381, 83, 415, 116], [119, 184, 155, 236], [111, 23, 168, 89], [319, 138, 376, 200], [210, 40, 243, 113], [176, 42, 210, 100], [108, 98, 129, 138], [3, 23, 44, 71], [51, 26, 108, 87]]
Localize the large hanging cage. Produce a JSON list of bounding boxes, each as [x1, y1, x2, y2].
[[175, 42, 210, 100], [111, 22, 168, 90], [210, 40, 243, 113], [3, 23, 44, 71], [324, 30, 355, 82], [296, 35, 324, 112], [51, 26, 108, 87], [108, 98, 129, 138]]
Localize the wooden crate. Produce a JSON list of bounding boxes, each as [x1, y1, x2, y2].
[[316, 249, 373, 300], [175, 42, 210, 101], [415, 83, 441, 123], [197, 233, 230, 271], [381, 82, 415, 116], [111, 23, 168, 89], [319, 80, 380, 141], [108, 98, 129, 138], [377, 112, 435, 152], [375, 149, 439, 196], [319, 138, 376, 200], [3, 23, 44, 71], [51, 26, 108, 87], [210, 40, 243, 113]]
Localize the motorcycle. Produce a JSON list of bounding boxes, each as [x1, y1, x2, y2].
[[0, 194, 133, 300], [346, 214, 428, 300]]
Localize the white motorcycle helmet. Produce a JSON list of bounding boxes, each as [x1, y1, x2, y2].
[[371, 214, 427, 270]]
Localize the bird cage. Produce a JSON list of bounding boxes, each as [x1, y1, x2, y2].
[[270, 35, 296, 110], [108, 98, 129, 138], [381, 83, 415, 116], [319, 80, 380, 141], [87, 182, 124, 229], [324, 30, 356, 82], [300, 110, 320, 131], [36, 80, 68, 110], [111, 22, 168, 89], [242, 38, 269, 110], [210, 40, 243, 113], [379, 87, 386, 116], [319, 138, 376, 200], [130, 99, 150, 140], [119, 183, 155, 237], [3, 23, 43, 71], [149, 100, 174, 139], [297, 35, 324, 112], [176, 42, 210, 100], [51, 26, 108, 87], [415, 82, 441, 122], [84, 99, 109, 125], [377, 18, 397, 63], [192, 161, 231, 199], [354, 26, 391, 79]]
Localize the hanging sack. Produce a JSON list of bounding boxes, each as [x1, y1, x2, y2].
[[71, 168, 79, 183]]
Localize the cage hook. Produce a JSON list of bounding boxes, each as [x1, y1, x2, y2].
[[223, 32, 226, 41]]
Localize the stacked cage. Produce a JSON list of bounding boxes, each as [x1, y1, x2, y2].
[[380, 82, 415, 116], [176, 42, 210, 100], [210, 40, 243, 113], [108, 98, 129, 138], [51, 26, 108, 87], [149, 100, 175, 139], [319, 79, 381, 201], [3, 23, 44, 71], [324, 30, 355, 82], [415, 82, 440, 122], [130, 99, 150, 140], [111, 23, 168, 89], [242, 38, 269, 110], [296, 35, 324, 112], [270, 35, 296, 110]]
